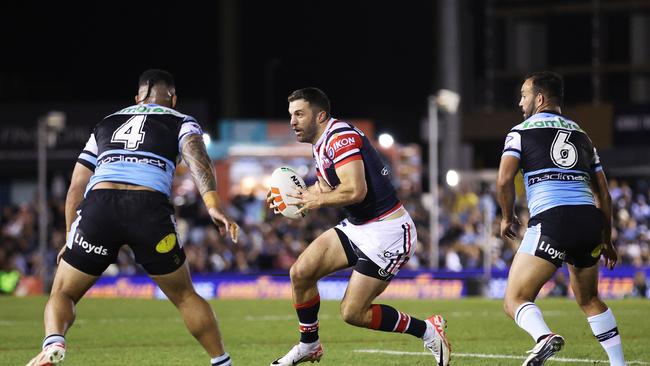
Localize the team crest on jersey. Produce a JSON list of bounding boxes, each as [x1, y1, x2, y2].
[[327, 147, 335, 159], [322, 157, 332, 169]]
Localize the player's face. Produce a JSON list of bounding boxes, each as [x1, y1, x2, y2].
[[289, 99, 321, 144], [518, 79, 538, 120]]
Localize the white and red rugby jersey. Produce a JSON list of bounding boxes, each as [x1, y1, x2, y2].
[[312, 118, 401, 224]]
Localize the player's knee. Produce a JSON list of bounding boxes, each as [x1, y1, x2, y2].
[[289, 261, 314, 285], [339, 301, 364, 326]]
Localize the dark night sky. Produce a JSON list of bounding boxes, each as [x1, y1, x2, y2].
[[0, 1, 440, 143]]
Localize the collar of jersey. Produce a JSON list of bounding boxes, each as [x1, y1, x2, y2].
[[314, 118, 336, 148]]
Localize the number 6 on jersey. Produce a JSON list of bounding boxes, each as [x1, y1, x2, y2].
[[111, 115, 147, 150], [550, 130, 577, 168]]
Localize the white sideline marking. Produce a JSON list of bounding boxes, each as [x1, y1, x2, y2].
[[355, 349, 650, 365]]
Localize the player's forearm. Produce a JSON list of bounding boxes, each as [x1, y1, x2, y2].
[[65, 185, 85, 233], [317, 184, 366, 207], [597, 191, 613, 243], [181, 134, 219, 207], [496, 179, 516, 221]]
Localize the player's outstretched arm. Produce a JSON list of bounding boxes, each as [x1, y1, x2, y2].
[[496, 155, 521, 240], [60, 163, 93, 263], [590, 170, 617, 269], [181, 134, 239, 243]]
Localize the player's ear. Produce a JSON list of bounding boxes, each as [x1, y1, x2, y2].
[[172, 94, 177, 108], [134, 95, 140, 104], [318, 110, 327, 123]]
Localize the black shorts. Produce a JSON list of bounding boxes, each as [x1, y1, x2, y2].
[[518, 205, 604, 268], [63, 189, 185, 276], [335, 228, 396, 281]]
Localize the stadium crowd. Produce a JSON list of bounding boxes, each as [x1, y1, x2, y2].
[[1, 177, 649, 291]]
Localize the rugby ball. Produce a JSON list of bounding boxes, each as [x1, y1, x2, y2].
[[270, 166, 307, 219]]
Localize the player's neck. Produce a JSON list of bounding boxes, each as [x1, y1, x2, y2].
[[535, 104, 561, 115]]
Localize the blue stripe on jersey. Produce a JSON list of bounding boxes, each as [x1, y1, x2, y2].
[[78, 152, 97, 167], [502, 150, 520, 159], [524, 167, 595, 217], [86, 149, 176, 196]]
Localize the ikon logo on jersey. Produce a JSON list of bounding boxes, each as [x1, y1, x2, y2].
[[74, 233, 108, 256], [329, 135, 361, 155]]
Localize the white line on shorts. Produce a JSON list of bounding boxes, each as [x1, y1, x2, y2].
[[354, 349, 650, 365]]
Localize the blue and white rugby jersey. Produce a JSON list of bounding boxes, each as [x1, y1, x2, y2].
[[502, 111, 603, 217], [77, 104, 203, 197]]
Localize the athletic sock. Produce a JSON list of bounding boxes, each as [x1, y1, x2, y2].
[[514, 302, 552, 342], [42, 334, 65, 349], [588, 308, 625, 366], [369, 304, 427, 338], [295, 295, 320, 344], [211, 352, 231, 366]]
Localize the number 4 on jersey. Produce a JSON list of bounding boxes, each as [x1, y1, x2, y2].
[[112, 115, 147, 150]]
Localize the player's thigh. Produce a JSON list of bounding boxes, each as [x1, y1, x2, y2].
[[292, 228, 351, 281], [149, 262, 195, 304], [52, 259, 100, 303], [341, 270, 390, 312], [505, 252, 557, 303], [567, 263, 600, 304]]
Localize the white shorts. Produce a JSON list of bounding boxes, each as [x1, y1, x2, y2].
[[336, 210, 417, 278]]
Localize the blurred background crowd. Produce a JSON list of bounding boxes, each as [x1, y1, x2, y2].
[[1, 177, 648, 297]]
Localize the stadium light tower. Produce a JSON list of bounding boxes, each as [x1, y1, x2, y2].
[[428, 89, 460, 269], [38, 111, 66, 291]]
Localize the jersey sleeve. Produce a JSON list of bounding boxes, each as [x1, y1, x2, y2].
[[591, 147, 603, 173], [77, 133, 98, 171], [326, 130, 363, 169], [502, 131, 521, 159], [177, 116, 204, 150]]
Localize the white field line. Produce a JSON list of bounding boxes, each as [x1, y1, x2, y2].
[[354, 349, 650, 365]]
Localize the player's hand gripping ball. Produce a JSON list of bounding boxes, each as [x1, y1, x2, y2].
[[269, 166, 307, 219]]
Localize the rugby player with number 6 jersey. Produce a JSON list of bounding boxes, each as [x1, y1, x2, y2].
[[26, 69, 238, 366], [497, 71, 625, 366], [267, 88, 451, 366]]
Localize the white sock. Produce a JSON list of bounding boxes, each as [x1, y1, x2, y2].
[[514, 302, 552, 342], [42, 334, 65, 349], [299, 340, 320, 350], [211, 352, 231, 366], [588, 308, 625, 366]]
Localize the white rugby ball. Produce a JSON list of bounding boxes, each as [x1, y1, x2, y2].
[[270, 166, 307, 219]]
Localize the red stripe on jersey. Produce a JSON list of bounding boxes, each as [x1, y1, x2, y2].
[[370, 304, 382, 330], [334, 154, 362, 168], [395, 312, 411, 333], [294, 294, 320, 309], [327, 133, 362, 160]]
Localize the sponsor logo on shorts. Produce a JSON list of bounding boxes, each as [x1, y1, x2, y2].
[[538, 240, 565, 261], [74, 233, 108, 256], [591, 244, 602, 258], [378, 268, 390, 277], [155, 233, 177, 254]]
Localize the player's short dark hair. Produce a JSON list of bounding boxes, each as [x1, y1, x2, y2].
[[138, 69, 175, 89], [288, 87, 331, 117], [525, 71, 563, 106]]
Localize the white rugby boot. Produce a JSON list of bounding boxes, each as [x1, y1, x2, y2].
[[521, 333, 565, 366], [424, 314, 451, 366], [270, 342, 324, 366], [26, 342, 66, 366]]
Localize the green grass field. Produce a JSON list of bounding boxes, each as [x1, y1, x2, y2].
[[2, 297, 649, 366]]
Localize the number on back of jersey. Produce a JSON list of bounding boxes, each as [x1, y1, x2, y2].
[[550, 130, 577, 169], [111, 115, 147, 150]]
